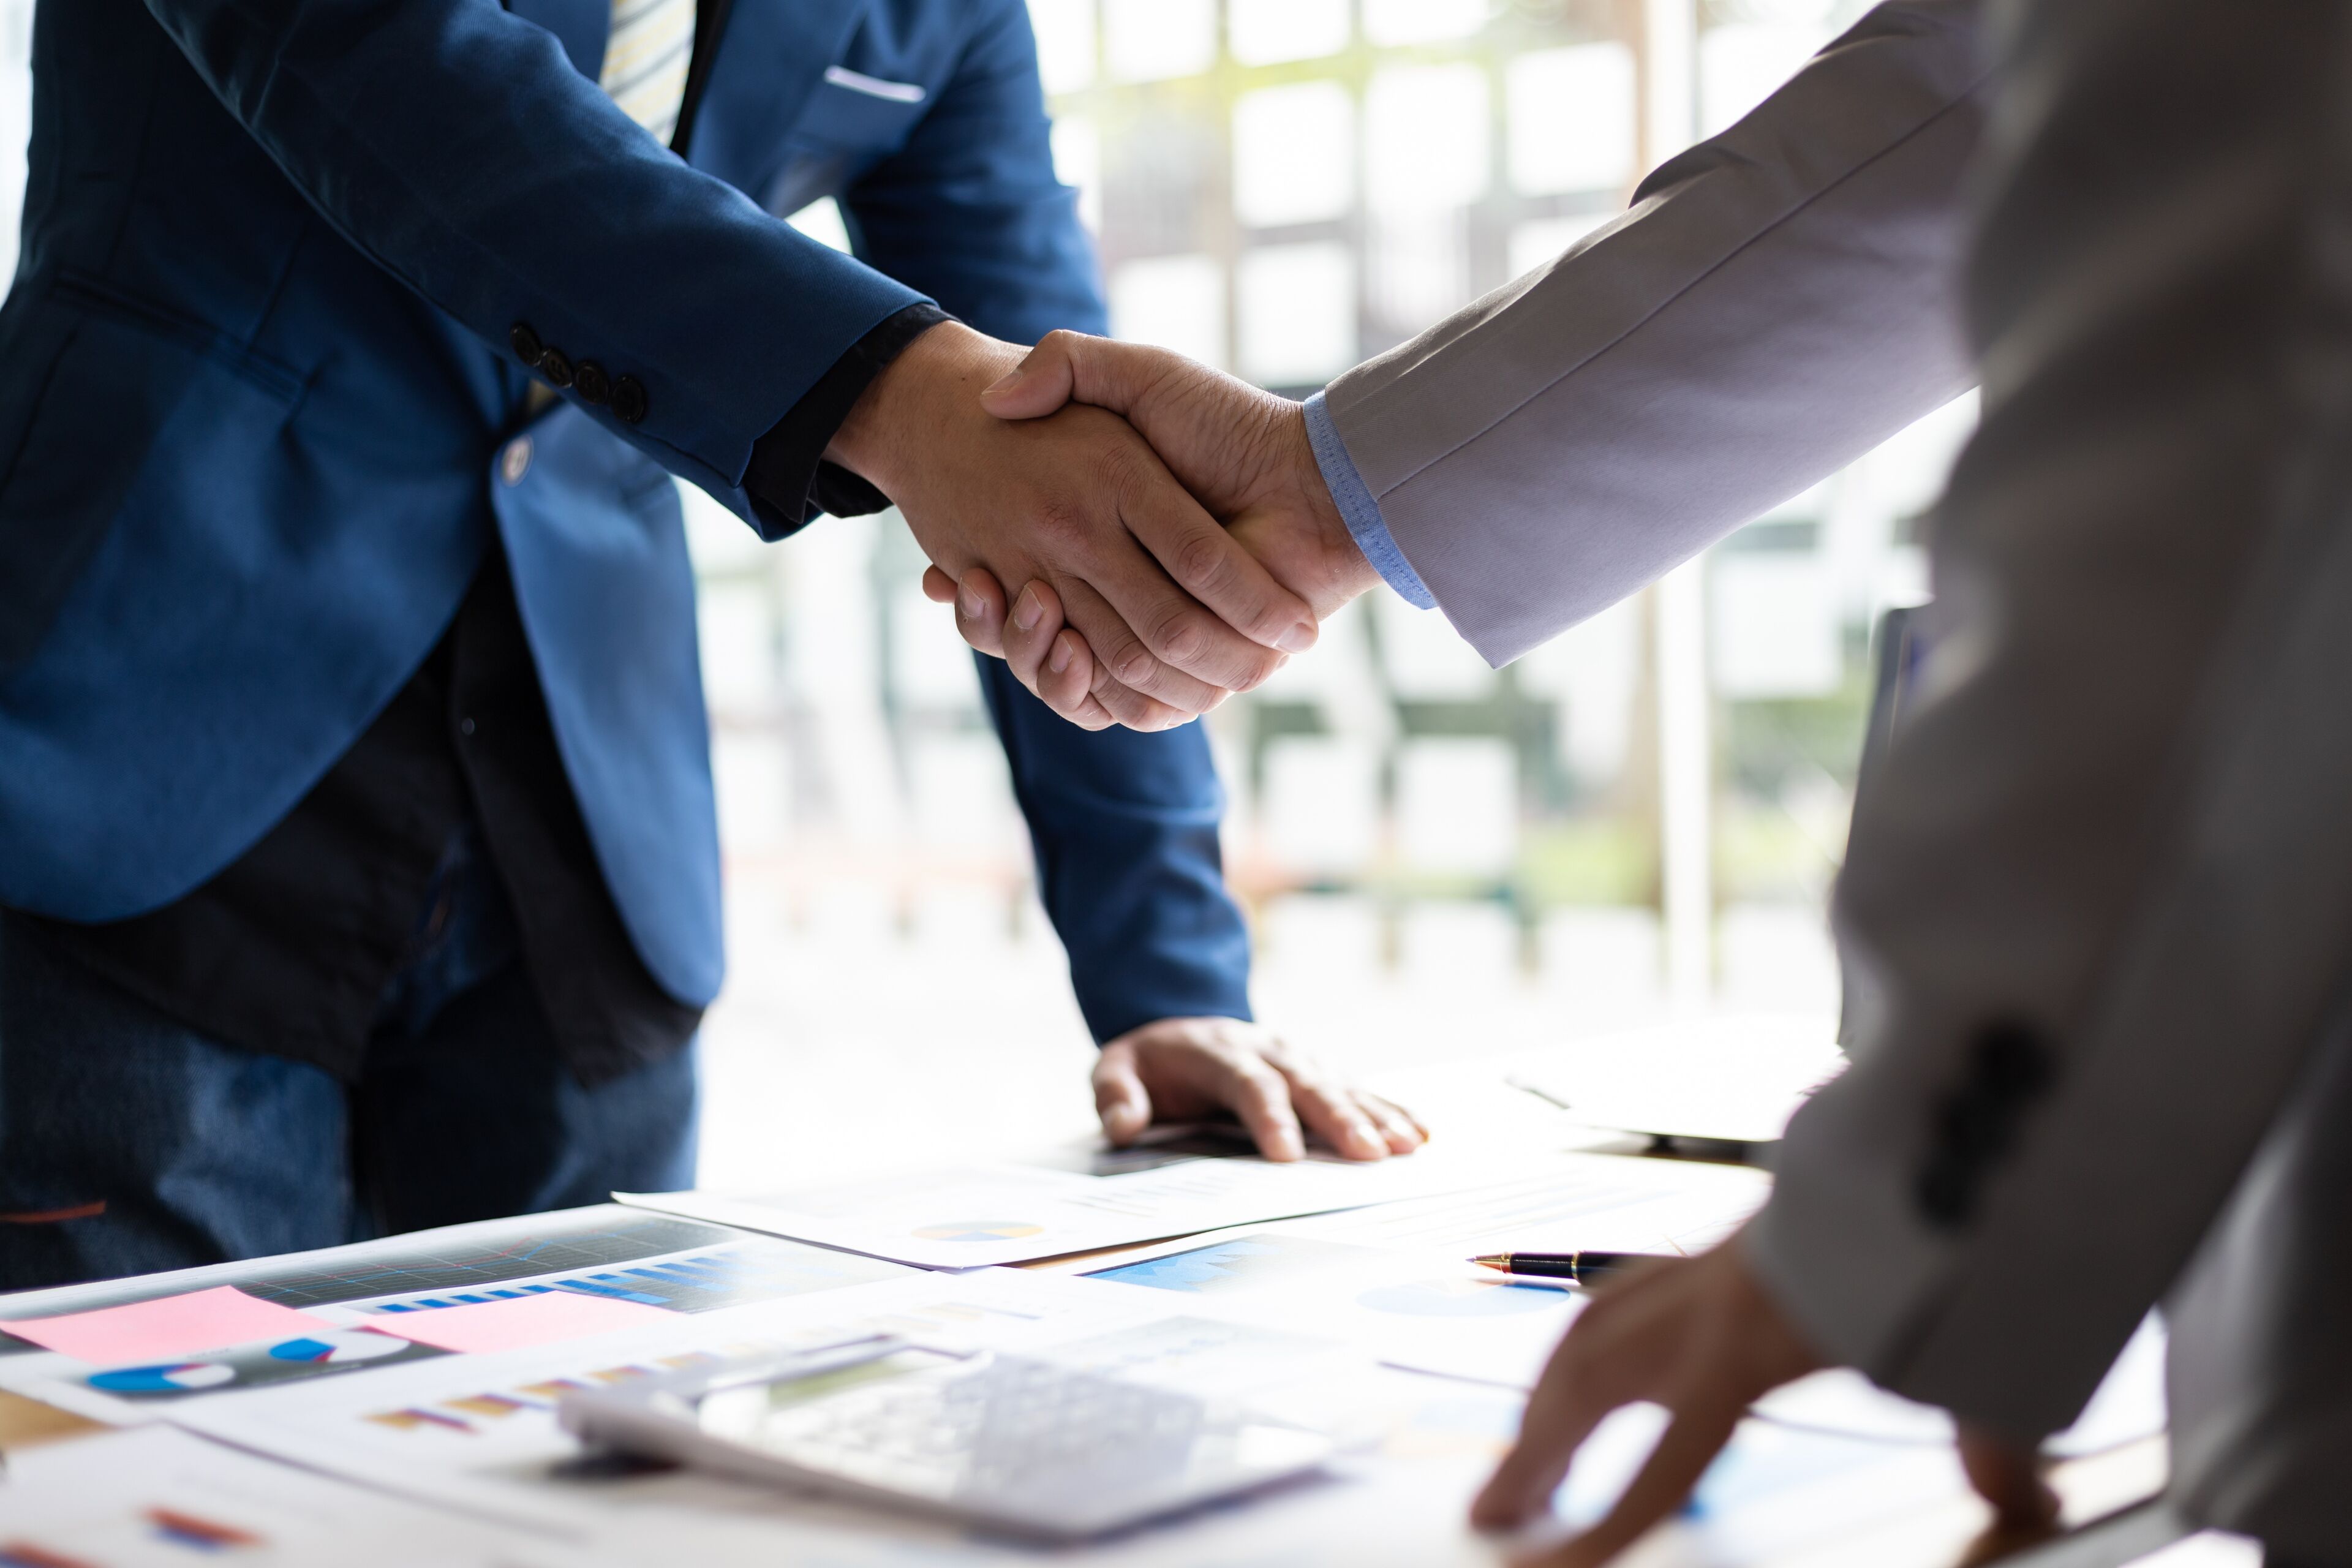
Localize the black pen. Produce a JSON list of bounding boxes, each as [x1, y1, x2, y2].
[[1468, 1251, 1668, 1285]]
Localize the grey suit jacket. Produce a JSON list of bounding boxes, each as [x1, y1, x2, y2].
[[1324, 0, 2351, 1550]]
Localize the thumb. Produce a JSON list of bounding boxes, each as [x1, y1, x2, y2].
[[1957, 1424, 2058, 1535], [981, 330, 1163, 422], [1092, 1042, 1153, 1146]]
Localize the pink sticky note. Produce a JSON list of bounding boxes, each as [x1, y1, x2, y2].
[[363, 1290, 673, 1354], [0, 1285, 336, 1365]]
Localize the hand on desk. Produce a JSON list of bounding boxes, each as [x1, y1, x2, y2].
[[918, 332, 1383, 729], [827, 323, 1321, 732], [1472, 1239, 2058, 1566], [1095, 1017, 1425, 1163]]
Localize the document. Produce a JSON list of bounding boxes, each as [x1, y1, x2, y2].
[[1284, 1150, 1771, 1256], [1502, 1015, 1847, 1145], [619, 1142, 1528, 1269], [174, 1268, 1354, 1541], [0, 1424, 566, 1568], [1085, 1229, 1588, 1389], [0, 1205, 919, 1426]]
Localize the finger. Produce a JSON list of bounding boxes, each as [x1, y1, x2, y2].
[[1474, 1334, 1621, 1529], [1084, 660, 1193, 731], [1118, 473, 1318, 657], [953, 567, 1009, 658], [1957, 1426, 2059, 1534], [979, 330, 1166, 423], [1357, 1092, 1429, 1155], [1003, 579, 1067, 690], [1272, 1064, 1387, 1162], [921, 565, 959, 603], [1092, 1042, 1154, 1146], [1057, 576, 1227, 722], [1538, 1401, 1743, 1568], [1215, 1057, 1306, 1162], [978, 331, 1085, 421], [1041, 630, 1105, 722]]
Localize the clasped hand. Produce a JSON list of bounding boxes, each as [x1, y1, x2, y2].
[[824, 323, 1378, 731]]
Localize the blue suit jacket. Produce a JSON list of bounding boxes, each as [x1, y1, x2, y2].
[[0, 0, 1250, 1040]]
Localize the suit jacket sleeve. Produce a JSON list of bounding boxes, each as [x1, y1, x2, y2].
[[1748, 0, 2352, 1446], [1321, 0, 1990, 666], [833, 0, 1248, 1036], [977, 660, 1252, 1042], [140, 0, 928, 533]]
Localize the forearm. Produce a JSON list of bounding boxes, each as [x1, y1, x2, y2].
[[975, 659, 1250, 1041], [145, 0, 924, 516]]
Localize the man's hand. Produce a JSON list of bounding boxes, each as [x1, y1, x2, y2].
[[1094, 1017, 1425, 1163], [1472, 1242, 1819, 1565], [917, 332, 1384, 727], [826, 323, 1320, 730], [1473, 1238, 2060, 1566]]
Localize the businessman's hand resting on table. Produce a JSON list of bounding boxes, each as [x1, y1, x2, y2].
[[911, 331, 1382, 728], [1473, 1240, 2058, 1566], [826, 323, 1321, 731], [1096, 1017, 1425, 1161]]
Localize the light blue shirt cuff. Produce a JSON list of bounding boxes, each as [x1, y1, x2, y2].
[[1302, 390, 1436, 610]]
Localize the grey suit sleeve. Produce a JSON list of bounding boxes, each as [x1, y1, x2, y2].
[[1321, 0, 1989, 666], [1749, 0, 2352, 1452]]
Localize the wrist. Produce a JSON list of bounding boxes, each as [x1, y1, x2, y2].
[[1274, 402, 1382, 608], [825, 321, 1019, 496]]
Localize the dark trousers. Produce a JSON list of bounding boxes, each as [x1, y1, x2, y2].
[[0, 834, 696, 1292]]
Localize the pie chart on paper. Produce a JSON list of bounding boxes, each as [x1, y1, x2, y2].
[[265, 1330, 412, 1364], [910, 1221, 1047, 1243], [87, 1361, 238, 1393]]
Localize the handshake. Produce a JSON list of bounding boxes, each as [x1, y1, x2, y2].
[[823, 322, 1387, 731]]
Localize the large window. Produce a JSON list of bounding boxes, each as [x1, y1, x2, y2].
[[0, 0, 1975, 1183]]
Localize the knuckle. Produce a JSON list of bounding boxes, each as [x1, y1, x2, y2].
[[1146, 602, 1212, 667], [1170, 529, 1237, 596]]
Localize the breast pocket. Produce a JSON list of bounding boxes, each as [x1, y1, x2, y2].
[[795, 67, 930, 154]]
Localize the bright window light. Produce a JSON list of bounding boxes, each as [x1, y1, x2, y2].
[[1027, 0, 1096, 95], [1365, 63, 1490, 214], [1228, 0, 1349, 65], [1109, 254, 1228, 369], [1050, 116, 1102, 231], [1236, 243, 1356, 386], [1699, 23, 1831, 137], [1507, 43, 1636, 195], [1232, 81, 1354, 228], [1507, 213, 1610, 279], [1362, 0, 1487, 48], [1103, 0, 1216, 83]]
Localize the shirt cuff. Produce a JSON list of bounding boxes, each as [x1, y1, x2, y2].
[[741, 303, 953, 534], [1302, 390, 1435, 610]]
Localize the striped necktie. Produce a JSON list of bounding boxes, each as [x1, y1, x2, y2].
[[601, 0, 697, 145]]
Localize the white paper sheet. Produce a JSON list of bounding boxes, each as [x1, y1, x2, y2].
[[1503, 1016, 1847, 1145], [618, 1142, 1533, 1268], [0, 1425, 568, 1567]]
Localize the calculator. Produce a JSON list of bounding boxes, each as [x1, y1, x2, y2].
[[557, 1335, 1335, 1540]]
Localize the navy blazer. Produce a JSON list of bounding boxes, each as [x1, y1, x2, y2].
[[0, 0, 1250, 1040]]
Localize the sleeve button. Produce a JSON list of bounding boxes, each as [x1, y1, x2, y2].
[[574, 360, 612, 405], [509, 322, 545, 367], [538, 348, 575, 389], [610, 375, 647, 424]]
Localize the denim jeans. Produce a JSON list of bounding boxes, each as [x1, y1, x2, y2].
[[0, 829, 697, 1291]]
